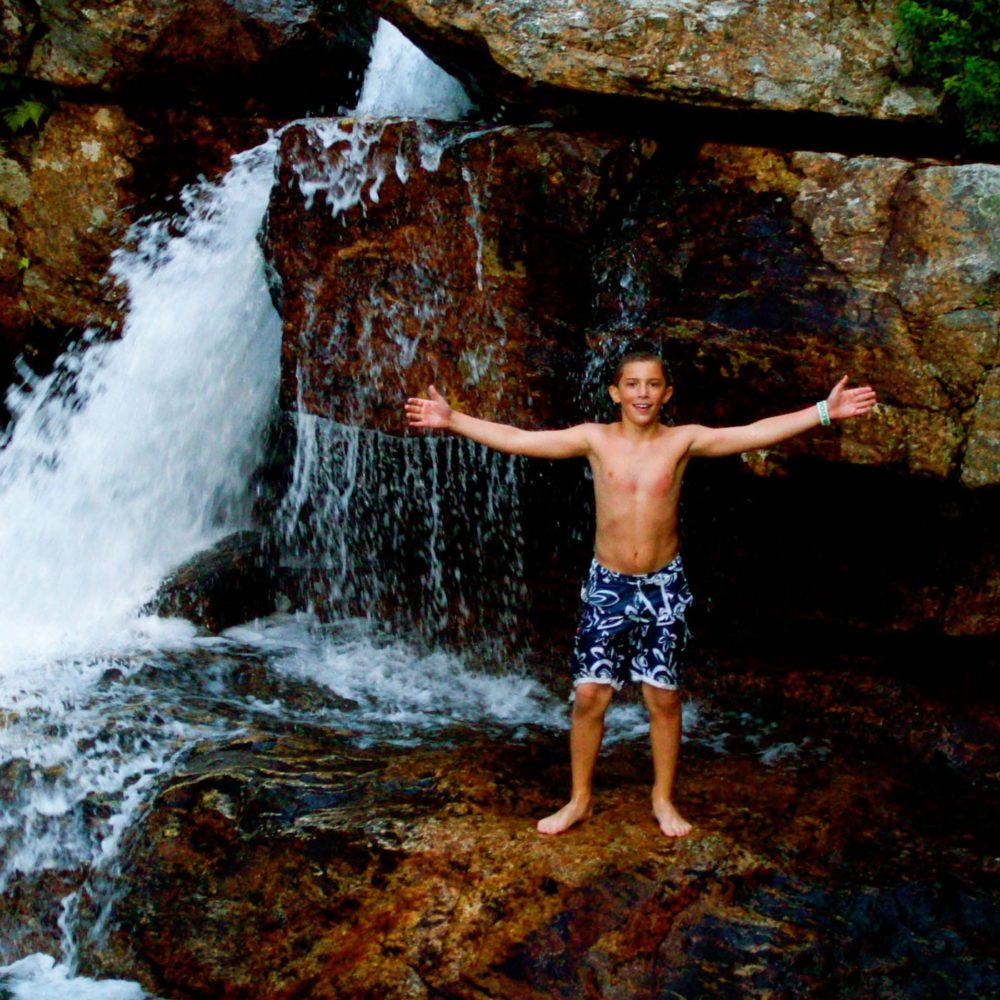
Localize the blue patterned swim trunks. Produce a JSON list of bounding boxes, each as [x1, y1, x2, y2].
[[571, 555, 693, 691]]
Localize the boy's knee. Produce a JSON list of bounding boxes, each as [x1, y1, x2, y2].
[[643, 684, 681, 717], [573, 682, 614, 717]]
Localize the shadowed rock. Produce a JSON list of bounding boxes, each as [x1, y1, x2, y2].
[[145, 531, 286, 633]]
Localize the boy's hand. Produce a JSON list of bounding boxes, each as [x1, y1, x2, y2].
[[827, 376, 877, 421], [406, 385, 452, 429]]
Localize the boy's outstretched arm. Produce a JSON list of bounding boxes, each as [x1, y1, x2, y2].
[[406, 385, 591, 459], [688, 376, 877, 458]]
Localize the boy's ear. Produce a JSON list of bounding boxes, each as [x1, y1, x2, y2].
[[608, 383, 622, 404], [664, 385, 674, 404]]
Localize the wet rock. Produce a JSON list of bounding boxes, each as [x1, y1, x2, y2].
[[0, 868, 83, 965], [372, 0, 940, 125], [265, 118, 640, 431], [0, 0, 375, 411], [0, 104, 277, 428], [265, 118, 998, 638], [267, 122, 999, 481], [145, 531, 287, 633], [687, 645, 1000, 778], [88, 724, 1000, 997]]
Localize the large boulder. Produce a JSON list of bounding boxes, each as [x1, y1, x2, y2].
[[12, 104, 142, 331], [266, 120, 998, 484], [371, 0, 940, 125], [143, 531, 288, 634], [602, 144, 1000, 487], [87, 719, 999, 997]]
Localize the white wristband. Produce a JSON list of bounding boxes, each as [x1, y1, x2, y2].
[[816, 400, 831, 427]]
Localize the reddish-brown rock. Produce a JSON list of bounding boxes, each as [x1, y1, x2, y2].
[[264, 118, 999, 639], [14, 104, 141, 330], [266, 123, 999, 483], [265, 118, 644, 431], [0, 103, 279, 425], [616, 144, 1000, 487]]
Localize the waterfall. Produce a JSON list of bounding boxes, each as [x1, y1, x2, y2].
[[274, 24, 527, 650], [0, 18, 472, 673], [0, 20, 577, 999], [0, 140, 282, 670]]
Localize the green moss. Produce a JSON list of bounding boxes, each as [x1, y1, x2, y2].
[[897, 0, 1000, 148]]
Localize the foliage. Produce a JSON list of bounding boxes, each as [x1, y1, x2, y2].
[[897, 0, 1000, 146], [0, 75, 53, 137], [3, 99, 46, 134]]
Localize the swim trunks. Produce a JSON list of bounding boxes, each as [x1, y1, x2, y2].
[[571, 555, 693, 691]]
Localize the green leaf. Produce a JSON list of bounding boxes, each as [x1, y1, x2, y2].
[[2, 99, 47, 133]]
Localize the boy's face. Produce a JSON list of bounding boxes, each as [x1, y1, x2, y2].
[[608, 360, 673, 426]]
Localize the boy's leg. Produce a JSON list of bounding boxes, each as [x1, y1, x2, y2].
[[642, 683, 692, 837], [537, 682, 613, 835]]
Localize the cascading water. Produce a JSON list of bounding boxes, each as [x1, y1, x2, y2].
[[0, 140, 282, 666], [0, 136, 286, 995], [0, 21, 584, 999], [356, 19, 474, 119]]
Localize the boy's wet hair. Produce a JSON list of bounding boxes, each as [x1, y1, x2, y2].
[[611, 342, 672, 385]]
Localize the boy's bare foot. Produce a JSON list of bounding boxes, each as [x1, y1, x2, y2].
[[536, 798, 592, 836], [652, 797, 692, 837]]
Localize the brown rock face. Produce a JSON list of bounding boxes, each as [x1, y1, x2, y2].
[[0, 0, 376, 417], [144, 530, 288, 633], [0, 108, 279, 328], [265, 118, 642, 431], [610, 144, 1000, 487], [23, 0, 377, 113], [89, 719, 1000, 997], [267, 121, 999, 482], [14, 104, 141, 330], [372, 0, 939, 124]]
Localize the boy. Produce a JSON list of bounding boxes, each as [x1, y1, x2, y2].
[[405, 349, 876, 837]]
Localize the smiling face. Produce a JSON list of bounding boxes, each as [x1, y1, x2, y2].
[[608, 359, 673, 427]]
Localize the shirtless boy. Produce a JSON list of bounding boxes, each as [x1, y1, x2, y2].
[[405, 349, 876, 838]]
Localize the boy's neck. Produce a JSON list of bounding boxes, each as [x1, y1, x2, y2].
[[614, 414, 665, 441]]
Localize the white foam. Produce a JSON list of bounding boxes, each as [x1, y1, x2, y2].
[[357, 19, 473, 120], [0, 954, 147, 1000]]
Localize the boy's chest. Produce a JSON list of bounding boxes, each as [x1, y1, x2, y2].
[[592, 449, 683, 499]]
